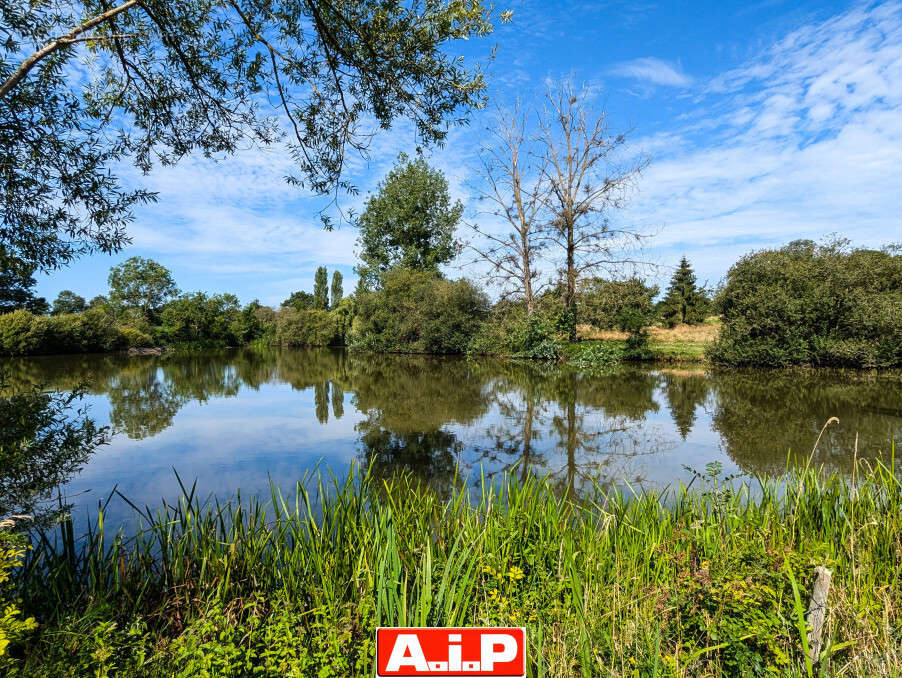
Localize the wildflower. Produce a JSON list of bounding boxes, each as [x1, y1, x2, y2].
[[507, 565, 525, 581]]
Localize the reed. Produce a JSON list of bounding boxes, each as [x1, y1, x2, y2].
[[4, 456, 901, 677]]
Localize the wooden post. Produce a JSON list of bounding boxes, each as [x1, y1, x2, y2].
[[806, 566, 832, 664]]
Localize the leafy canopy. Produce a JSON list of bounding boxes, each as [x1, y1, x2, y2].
[[710, 238, 902, 367], [108, 256, 178, 319], [1, 0, 504, 270], [0, 254, 48, 314], [51, 290, 86, 316], [356, 154, 463, 287]]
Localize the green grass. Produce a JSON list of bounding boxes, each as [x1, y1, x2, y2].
[[3, 459, 901, 677]]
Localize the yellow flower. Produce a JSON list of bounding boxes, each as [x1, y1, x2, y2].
[[507, 566, 525, 581]]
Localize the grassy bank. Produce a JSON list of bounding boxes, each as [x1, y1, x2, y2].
[[2, 460, 900, 677], [577, 321, 720, 363]]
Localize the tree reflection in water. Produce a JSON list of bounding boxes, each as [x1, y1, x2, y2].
[[1, 349, 900, 510]]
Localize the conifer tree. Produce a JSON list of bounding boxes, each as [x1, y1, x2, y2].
[[660, 257, 709, 327], [313, 267, 329, 310]]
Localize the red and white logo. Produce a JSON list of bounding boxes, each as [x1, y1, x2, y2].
[[376, 627, 526, 677]]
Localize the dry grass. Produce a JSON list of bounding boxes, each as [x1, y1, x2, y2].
[[578, 320, 721, 344]]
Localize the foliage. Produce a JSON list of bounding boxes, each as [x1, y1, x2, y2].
[[9, 462, 901, 676], [469, 301, 564, 359], [330, 271, 344, 309], [0, 308, 133, 355], [565, 341, 623, 371], [660, 257, 709, 327], [313, 266, 329, 311], [710, 239, 902, 367], [355, 155, 463, 287], [0, 384, 108, 522], [108, 257, 178, 322], [352, 269, 487, 354], [275, 309, 343, 347], [50, 290, 85, 316], [0, 255, 48, 315], [160, 293, 253, 345], [0, 529, 37, 663], [578, 277, 659, 330], [1, 0, 501, 270], [282, 291, 314, 311]]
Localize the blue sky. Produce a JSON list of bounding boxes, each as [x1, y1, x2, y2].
[[37, 0, 902, 305]]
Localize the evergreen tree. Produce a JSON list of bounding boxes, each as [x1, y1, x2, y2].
[[660, 257, 709, 327], [313, 267, 329, 310]]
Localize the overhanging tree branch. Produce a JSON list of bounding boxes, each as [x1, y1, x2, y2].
[[0, 0, 141, 100]]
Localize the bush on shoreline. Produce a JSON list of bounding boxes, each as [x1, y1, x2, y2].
[[710, 239, 902, 367], [2, 462, 899, 676], [351, 269, 488, 354]]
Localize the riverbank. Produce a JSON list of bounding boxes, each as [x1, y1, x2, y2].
[[576, 320, 720, 363], [3, 461, 899, 677]]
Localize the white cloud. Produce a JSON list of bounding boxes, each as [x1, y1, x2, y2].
[[629, 1, 902, 287], [611, 57, 694, 88]]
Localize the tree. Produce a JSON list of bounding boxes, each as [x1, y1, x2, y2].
[[313, 266, 329, 310], [1, 2, 505, 272], [660, 257, 709, 327], [108, 257, 178, 320], [538, 85, 649, 341], [160, 292, 242, 343], [330, 270, 344, 309], [578, 277, 659, 331], [356, 154, 463, 287], [51, 290, 86, 315], [283, 291, 314, 311], [468, 103, 549, 313], [352, 269, 488, 354], [87, 295, 109, 310], [710, 239, 902, 367], [0, 254, 48, 314]]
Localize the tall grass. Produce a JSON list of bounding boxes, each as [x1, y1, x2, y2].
[[5, 458, 902, 677]]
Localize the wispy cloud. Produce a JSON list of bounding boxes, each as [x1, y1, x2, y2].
[[610, 57, 694, 88], [628, 1, 902, 286]]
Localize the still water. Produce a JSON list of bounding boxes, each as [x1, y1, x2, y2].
[[3, 347, 901, 526]]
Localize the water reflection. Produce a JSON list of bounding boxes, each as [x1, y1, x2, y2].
[[1, 348, 900, 517]]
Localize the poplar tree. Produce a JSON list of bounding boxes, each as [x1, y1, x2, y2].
[[330, 271, 343, 308], [313, 266, 329, 310], [660, 257, 709, 327]]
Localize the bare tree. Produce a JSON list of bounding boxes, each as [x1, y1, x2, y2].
[[538, 84, 650, 341], [467, 104, 550, 313]]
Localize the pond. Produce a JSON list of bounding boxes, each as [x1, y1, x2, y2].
[[2, 347, 901, 528]]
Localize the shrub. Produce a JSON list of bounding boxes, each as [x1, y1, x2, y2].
[[118, 326, 154, 348], [0, 308, 127, 355], [0, 529, 37, 664], [577, 277, 659, 330], [0, 310, 39, 355], [566, 341, 622, 371], [352, 270, 487, 354], [469, 302, 563, 359], [710, 239, 902, 367], [276, 309, 344, 346]]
